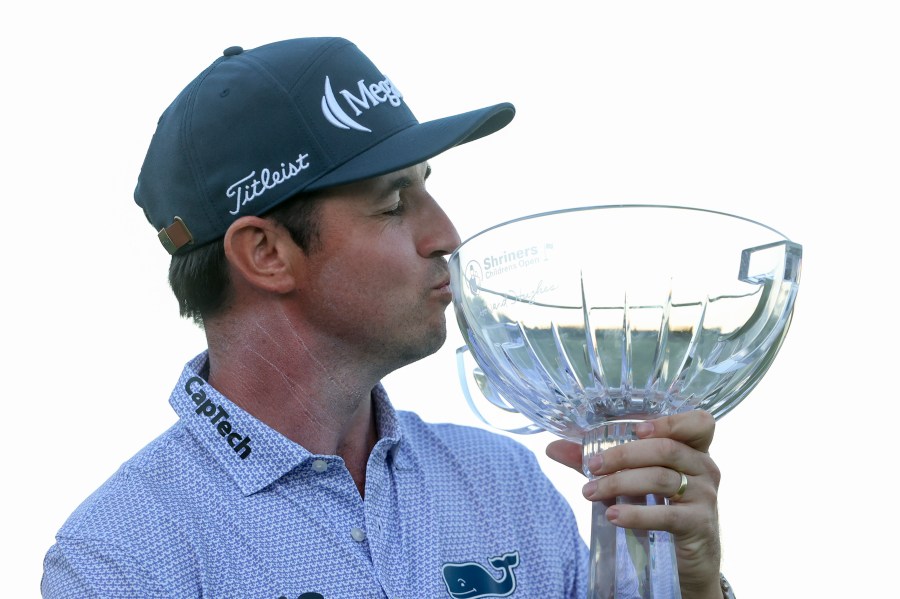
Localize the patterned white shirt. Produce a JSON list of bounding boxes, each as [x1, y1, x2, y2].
[[42, 351, 588, 598]]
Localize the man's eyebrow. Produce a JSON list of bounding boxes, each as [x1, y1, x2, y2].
[[377, 164, 431, 200], [378, 175, 412, 201]]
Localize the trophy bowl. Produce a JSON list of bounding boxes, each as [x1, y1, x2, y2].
[[449, 204, 801, 598]]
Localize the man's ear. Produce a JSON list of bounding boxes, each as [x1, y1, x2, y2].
[[223, 216, 299, 294]]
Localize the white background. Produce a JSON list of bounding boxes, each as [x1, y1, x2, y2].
[[3, 1, 897, 596]]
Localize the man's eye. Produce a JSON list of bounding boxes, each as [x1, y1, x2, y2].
[[384, 199, 406, 215]]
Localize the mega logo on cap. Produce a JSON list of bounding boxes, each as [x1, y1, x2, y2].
[[321, 75, 404, 132]]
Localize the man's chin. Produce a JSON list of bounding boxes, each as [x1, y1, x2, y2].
[[389, 324, 448, 372]]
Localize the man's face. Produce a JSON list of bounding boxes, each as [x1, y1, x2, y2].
[[290, 162, 461, 376]]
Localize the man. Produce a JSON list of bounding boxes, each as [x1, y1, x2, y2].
[[42, 37, 728, 598]]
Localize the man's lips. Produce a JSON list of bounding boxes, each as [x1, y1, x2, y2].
[[432, 277, 452, 300]]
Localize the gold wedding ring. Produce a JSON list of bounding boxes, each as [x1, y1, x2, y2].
[[668, 471, 688, 502]]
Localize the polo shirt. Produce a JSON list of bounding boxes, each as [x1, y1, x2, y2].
[[42, 351, 588, 597]]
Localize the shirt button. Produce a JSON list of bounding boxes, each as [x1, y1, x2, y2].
[[350, 527, 367, 542], [311, 459, 328, 473]]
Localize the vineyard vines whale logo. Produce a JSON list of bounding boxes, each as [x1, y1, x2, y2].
[[441, 551, 520, 598], [320, 75, 403, 132]]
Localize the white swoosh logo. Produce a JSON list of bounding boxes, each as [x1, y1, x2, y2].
[[321, 76, 371, 132]]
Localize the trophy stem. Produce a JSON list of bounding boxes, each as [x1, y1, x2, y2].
[[582, 421, 682, 599]]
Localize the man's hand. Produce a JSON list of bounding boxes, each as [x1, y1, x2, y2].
[[546, 410, 723, 599]]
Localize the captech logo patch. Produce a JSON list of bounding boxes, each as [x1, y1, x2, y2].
[[186, 377, 253, 460], [321, 75, 403, 132]]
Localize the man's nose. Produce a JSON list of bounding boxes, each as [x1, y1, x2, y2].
[[418, 195, 462, 257]]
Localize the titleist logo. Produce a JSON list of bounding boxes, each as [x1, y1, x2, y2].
[[226, 153, 311, 215]]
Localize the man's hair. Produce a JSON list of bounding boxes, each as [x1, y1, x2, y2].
[[168, 193, 322, 327]]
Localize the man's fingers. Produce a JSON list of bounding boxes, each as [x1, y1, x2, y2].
[[587, 435, 721, 485], [545, 439, 584, 473], [582, 466, 688, 501], [635, 410, 716, 453], [546, 410, 717, 480]]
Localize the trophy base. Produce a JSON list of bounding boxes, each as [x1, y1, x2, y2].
[[583, 422, 682, 599]]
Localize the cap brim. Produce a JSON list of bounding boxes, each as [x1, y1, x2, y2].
[[307, 102, 515, 191]]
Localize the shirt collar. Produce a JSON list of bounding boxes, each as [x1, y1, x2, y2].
[[370, 382, 404, 466], [169, 351, 405, 496]]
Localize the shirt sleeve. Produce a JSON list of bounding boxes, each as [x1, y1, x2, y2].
[[42, 537, 169, 599]]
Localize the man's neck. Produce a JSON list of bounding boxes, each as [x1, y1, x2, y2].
[[205, 323, 381, 496]]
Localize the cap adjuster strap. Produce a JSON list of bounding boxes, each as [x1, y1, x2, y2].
[[158, 216, 194, 254]]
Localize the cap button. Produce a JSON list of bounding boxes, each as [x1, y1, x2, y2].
[[222, 46, 243, 57]]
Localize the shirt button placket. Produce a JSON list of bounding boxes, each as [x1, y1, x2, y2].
[[350, 527, 367, 543]]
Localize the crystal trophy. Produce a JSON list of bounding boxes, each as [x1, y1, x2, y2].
[[449, 205, 801, 598]]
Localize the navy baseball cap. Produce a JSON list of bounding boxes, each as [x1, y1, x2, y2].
[[134, 37, 515, 254]]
